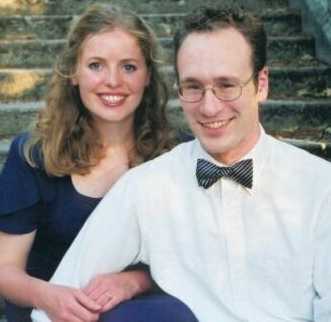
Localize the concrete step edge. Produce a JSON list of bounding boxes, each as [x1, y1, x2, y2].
[[1, 98, 331, 113], [262, 99, 331, 108], [281, 137, 331, 150], [269, 65, 331, 73], [0, 101, 42, 112], [0, 2, 296, 16], [2, 65, 330, 75], [167, 98, 331, 110], [0, 140, 11, 153], [1, 136, 330, 156], [0, 35, 313, 45], [0, 68, 52, 73], [0, 39, 65, 45], [161, 65, 331, 74], [0, 8, 300, 19]]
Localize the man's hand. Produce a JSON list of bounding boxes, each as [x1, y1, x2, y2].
[[83, 271, 151, 312]]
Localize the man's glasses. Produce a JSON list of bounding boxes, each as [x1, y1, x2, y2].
[[177, 74, 255, 103]]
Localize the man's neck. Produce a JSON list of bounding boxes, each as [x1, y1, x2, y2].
[[214, 125, 261, 165]]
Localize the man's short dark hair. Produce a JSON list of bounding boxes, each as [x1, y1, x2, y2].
[[174, 5, 267, 85]]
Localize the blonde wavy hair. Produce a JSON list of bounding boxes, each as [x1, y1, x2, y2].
[[24, 3, 175, 176]]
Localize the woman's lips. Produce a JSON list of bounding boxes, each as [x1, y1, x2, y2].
[[99, 94, 127, 106]]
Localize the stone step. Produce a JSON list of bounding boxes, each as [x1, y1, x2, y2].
[[0, 39, 64, 69], [167, 98, 331, 134], [278, 138, 331, 161], [0, 0, 290, 16], [0, 68, 50, 103], [1, 97, 330, 165], [268, 66, 331, 99], [260, 99, 331, 141], [0, 9, 301, 41], [167, 98, 331, 161], [0, 101, 40, 139], [164, 65, 331, 100], [0, 139, 11, 169], [1, 64, 330, 103], [2, 132, 330, 171], [267, 36, 315, 66], [0, 35, 315, 69], [1, 98, 330, 140]]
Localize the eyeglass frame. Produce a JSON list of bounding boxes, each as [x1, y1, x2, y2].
[[176, 73, 256, 103]]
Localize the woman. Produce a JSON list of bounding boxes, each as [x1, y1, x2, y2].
[[0, 3, 196, 322]]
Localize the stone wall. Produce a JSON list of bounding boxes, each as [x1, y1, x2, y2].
[[289, 0, 331, 64]]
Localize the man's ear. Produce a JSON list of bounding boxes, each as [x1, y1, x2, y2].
[[257, 67, 269, 102]]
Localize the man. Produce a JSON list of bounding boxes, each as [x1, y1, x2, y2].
[[32, 5, 331, 322]]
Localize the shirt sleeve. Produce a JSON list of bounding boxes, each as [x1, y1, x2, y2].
[[0, 134, 42, 233], [31, 171, 142, 322], [313, 194, 331, 322]]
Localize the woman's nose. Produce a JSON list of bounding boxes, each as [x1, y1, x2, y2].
[[105, 68, 122, 87]]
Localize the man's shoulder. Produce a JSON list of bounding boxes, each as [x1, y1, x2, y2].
[[128, 140, 196, 180], [268, 135, 331, 175]]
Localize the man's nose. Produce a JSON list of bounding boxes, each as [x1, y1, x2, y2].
[[199, 88, 225, 117]]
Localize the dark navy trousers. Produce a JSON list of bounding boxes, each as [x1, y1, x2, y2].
[[5, 294, 198, 322], [99, 294, 198, 322]]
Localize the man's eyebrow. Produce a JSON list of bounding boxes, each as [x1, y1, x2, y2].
[[180, 76, 240, 84], [214, 76, 238, 82], [180, 77, 201, 84]]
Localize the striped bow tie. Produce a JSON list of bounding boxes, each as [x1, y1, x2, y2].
[[196, 158, 253, 189]]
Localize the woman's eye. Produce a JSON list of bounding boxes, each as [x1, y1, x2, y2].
[[123, 64, 137, 73], [88, 62, 102, 71]]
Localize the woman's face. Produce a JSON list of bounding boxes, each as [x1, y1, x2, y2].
[[72, 28, 150, 132]]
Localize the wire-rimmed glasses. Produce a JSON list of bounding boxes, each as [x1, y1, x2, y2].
[[177, 74, 255, 103]]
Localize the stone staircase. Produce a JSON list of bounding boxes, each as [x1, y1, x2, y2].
[[0, 0, 330, 318], [1, 0, 331, 171]]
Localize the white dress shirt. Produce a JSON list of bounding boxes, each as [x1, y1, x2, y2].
[[32, 127, 331, 322]]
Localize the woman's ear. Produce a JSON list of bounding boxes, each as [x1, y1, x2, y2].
[[70, 65, 79, 86], [71, 75, 78, 86], [257, 66, 269, 102], [145, 70, 151, 87]]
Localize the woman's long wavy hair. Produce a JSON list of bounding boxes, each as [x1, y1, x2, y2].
[[24, 3, 174, 176]]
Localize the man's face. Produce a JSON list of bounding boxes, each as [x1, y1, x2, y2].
[[177, 27, 268, 164]]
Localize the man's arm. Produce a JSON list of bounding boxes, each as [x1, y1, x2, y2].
[[313, 194, 331, 322], [31, 173, 142, 321]]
